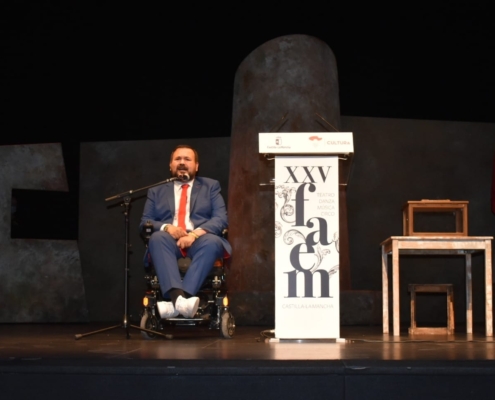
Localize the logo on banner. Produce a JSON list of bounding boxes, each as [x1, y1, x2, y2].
[[308, 136, 322, 148], [275, 166, 339, 299]]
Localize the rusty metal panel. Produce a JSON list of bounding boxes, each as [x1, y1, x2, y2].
[[0, 143, 88, 322], [228, 34, 344, 325]]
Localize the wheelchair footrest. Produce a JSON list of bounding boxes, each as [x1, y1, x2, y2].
[[166, 317, 207, 322]]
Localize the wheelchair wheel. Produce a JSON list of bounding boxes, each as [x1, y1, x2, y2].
[[140, 309, 159, 340], [220, 310, 235, 339]]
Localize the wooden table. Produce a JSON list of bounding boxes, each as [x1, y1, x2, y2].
[[381, 236, 493, 336]]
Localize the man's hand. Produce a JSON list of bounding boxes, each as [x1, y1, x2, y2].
[[166, 225, 188, 239], [177, 234, 196, 250]]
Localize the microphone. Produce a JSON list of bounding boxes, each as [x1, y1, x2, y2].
[[165, 177, 180, 183], [179, 173, 190, 182]]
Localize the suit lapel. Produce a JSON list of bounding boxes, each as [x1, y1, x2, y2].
[[165, 183, 175, 218], [190, 178, 201, 213]]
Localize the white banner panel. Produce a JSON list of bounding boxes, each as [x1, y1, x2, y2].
[[274, 156, 340, 339], [259, 132, 353, 155]]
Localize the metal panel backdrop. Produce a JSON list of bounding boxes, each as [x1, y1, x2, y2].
[[0, 143, 87, 322], [3, 119, 492, 324]]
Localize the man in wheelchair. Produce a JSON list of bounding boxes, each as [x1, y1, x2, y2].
[[139, 144, 233, 336]]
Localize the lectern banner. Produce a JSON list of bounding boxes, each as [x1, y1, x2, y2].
[[274, 156, 340, 339]]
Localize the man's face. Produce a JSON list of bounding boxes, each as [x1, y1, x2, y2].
[[170, 148, 198, 181]]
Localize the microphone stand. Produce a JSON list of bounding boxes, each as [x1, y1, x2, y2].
[[75, 177, 181, 340]]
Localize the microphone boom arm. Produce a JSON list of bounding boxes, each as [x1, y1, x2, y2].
[[105, 177, 180, 202]]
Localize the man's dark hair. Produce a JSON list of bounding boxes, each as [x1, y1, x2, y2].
[[170, 144, 199, 163]]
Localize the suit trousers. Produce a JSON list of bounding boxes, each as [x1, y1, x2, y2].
[[148, 230, 224, 296]]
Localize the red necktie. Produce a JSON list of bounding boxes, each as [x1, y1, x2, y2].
[[178, 184, 189, 256]]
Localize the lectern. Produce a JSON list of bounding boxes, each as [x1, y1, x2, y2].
[[259, 132, 354, 339]]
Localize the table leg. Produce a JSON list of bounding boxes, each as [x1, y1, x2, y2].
[[382, 245, 389, 334], [485, 240, 493, 336], [392, 240, 400, 336], [465, 253, 473, 334]]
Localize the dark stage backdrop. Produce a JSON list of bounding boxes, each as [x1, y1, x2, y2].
[[78, 117, 495, 326], [343, 117, 495, 326], [78, 138, 230, 323]]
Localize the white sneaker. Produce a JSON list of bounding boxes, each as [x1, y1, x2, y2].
[[157, 301, 179, 318], [175, 295, 199, 318]]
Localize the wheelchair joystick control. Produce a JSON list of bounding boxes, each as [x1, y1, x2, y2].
[[144, 220, 153, 241], [212, 276, 221, 289]]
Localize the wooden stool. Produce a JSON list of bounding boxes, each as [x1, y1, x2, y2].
[[408, 283, 455, 335]]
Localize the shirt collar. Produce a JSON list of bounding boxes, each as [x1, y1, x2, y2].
[[174, 178, 195, 187]]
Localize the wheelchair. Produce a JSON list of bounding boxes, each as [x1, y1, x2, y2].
[[139, 222, 235, 340]]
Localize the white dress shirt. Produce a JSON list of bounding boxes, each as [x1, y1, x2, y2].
[[161, 179, 195, 231]]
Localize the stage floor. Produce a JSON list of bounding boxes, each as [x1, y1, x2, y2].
[[4, 323, 495, 400], [1, 322, 495, 362]]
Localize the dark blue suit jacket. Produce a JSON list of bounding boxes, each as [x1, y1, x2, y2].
[[140, 176, 232, 260]]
